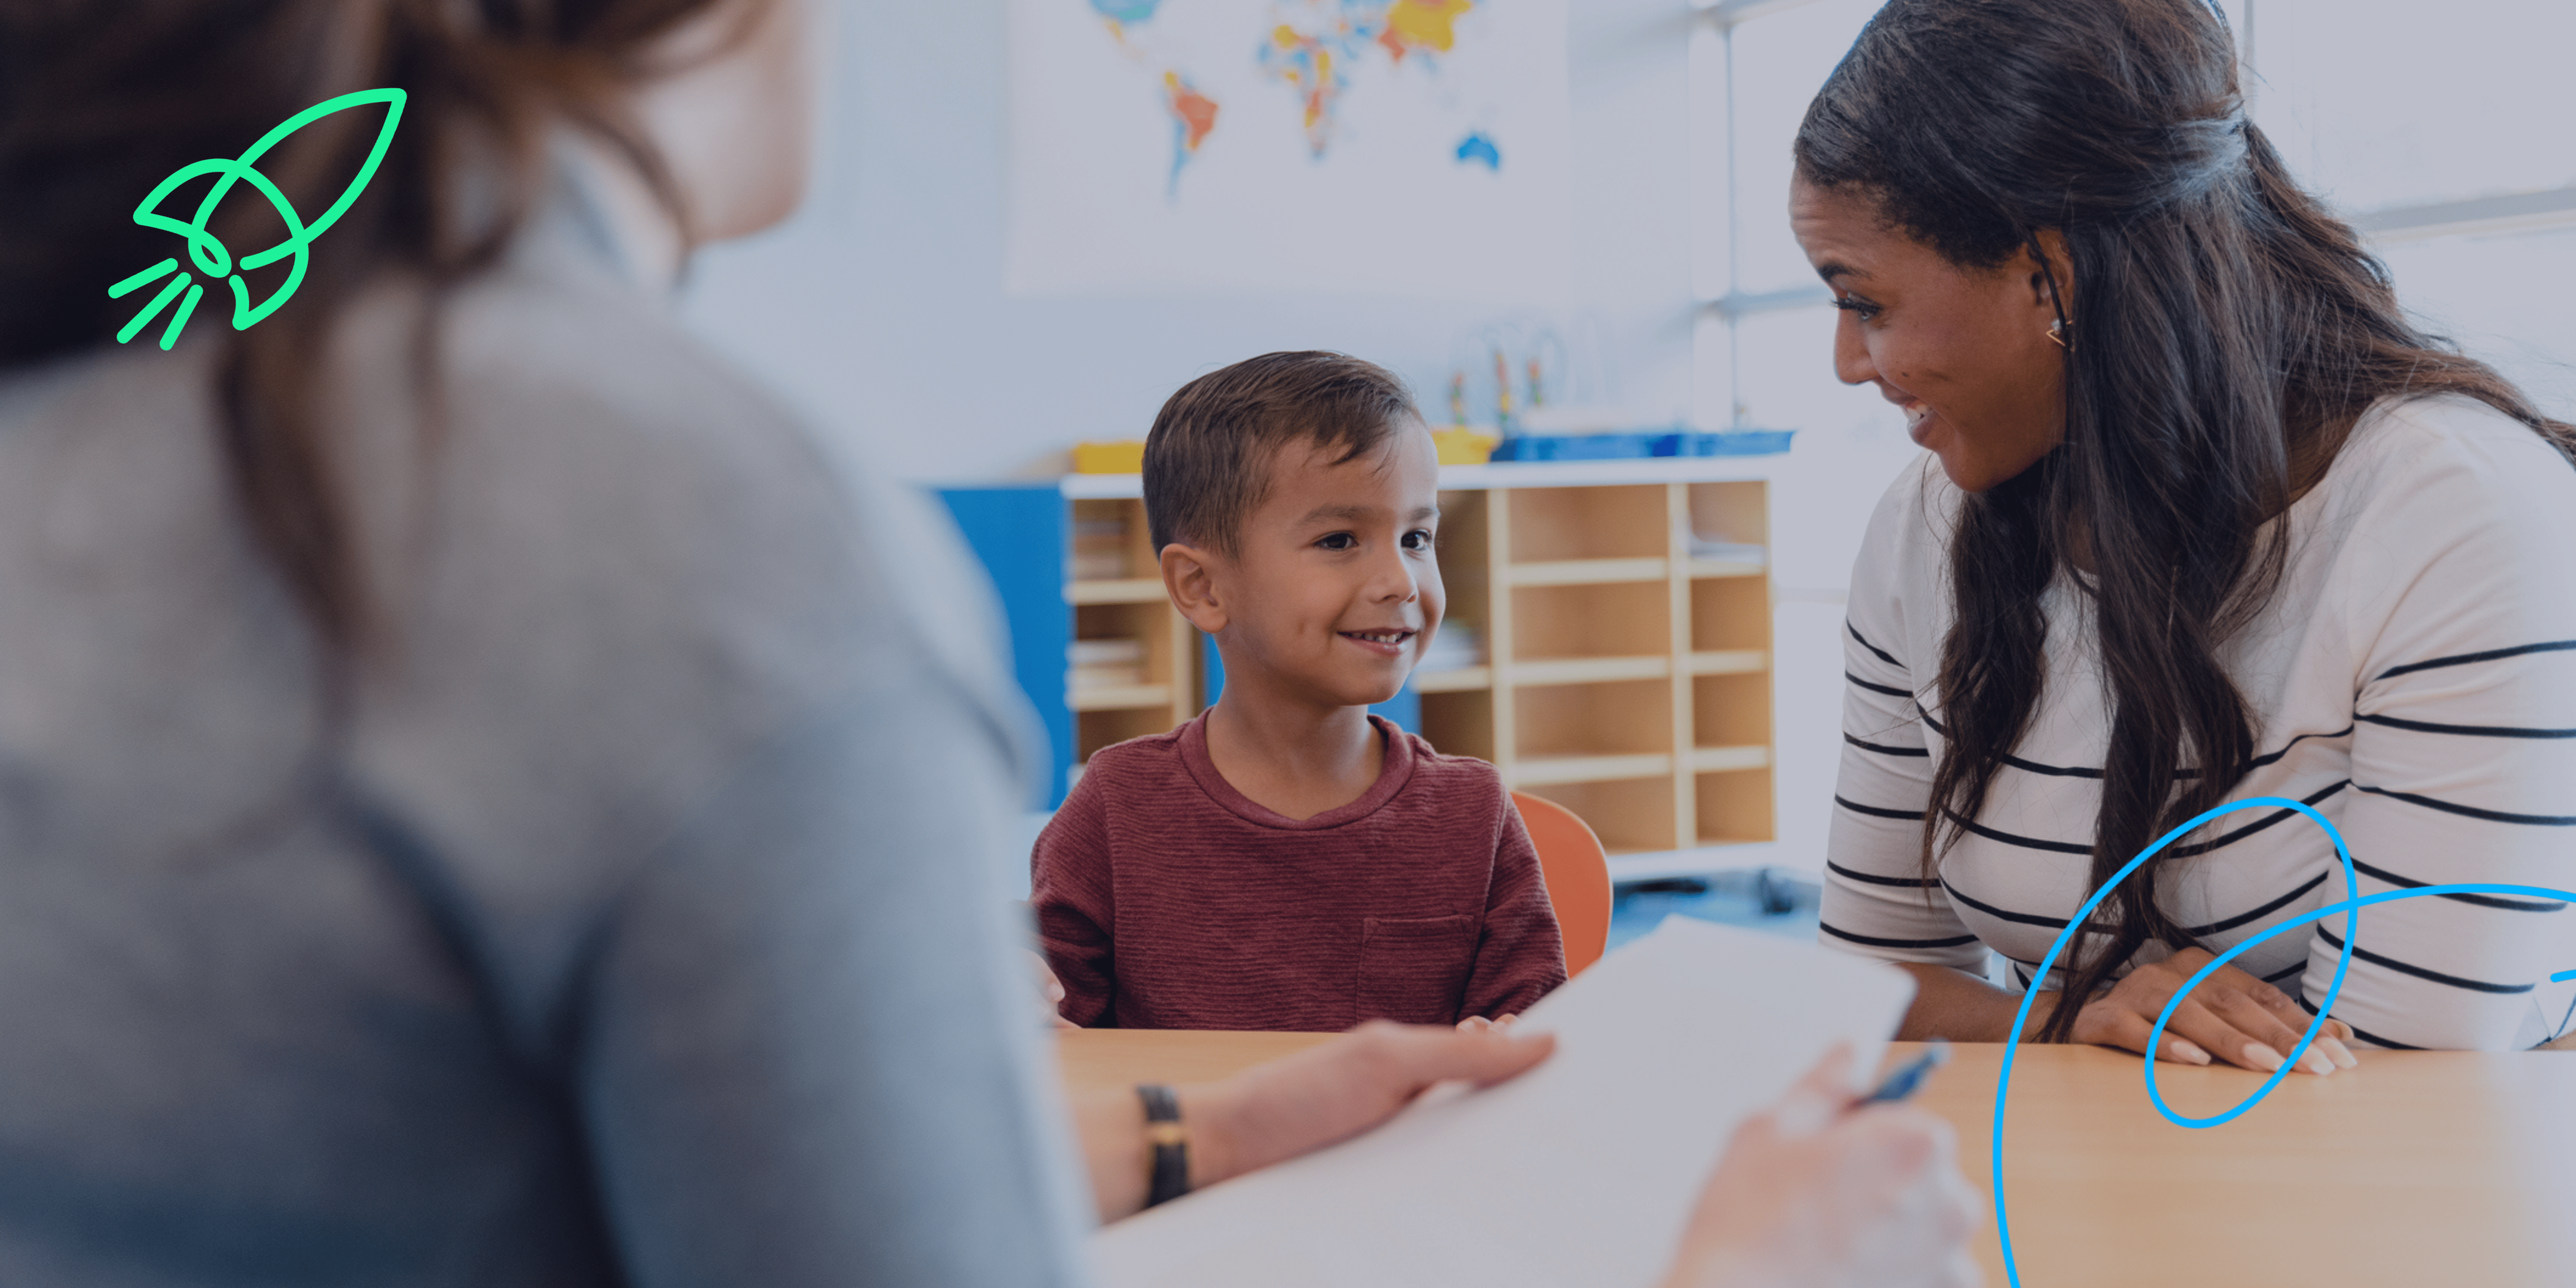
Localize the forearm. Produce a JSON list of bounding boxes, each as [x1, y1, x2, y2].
[[1071, 1023, 1558, 1223], [1068, 1081, 1251, 1223], [1895, 961, 2059, 1041]]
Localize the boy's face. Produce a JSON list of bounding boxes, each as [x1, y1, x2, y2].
[[1196, 421, 1446, 709]]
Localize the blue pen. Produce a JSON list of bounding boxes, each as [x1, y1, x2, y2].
[[1852, 1039, 1950, 1108]]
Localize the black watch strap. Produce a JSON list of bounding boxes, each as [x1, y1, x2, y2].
[[1136, 1083, 1190, 1208]]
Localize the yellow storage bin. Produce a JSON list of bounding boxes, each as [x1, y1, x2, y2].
[[1073, 441, 1148, 474]]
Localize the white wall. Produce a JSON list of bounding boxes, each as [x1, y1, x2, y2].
[[678, 0, 1702, 487]]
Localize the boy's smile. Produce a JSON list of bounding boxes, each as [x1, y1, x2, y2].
[[1338, 628, 1418, 658]]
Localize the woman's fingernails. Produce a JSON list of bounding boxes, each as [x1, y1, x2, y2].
[[2324, 1039, 2358, 1068], [2172, 1040, 2212, 1065], [2302, 1048, 2336, 1075], [2242, 1043, 2285, 1072]]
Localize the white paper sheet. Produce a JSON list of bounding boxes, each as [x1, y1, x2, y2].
[[1090, 918, 1919, 1288]]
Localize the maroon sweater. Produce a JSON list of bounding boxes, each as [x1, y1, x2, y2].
[[1032, 714, 1566, 1030]]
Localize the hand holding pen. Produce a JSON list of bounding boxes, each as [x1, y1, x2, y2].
[[1660, 1042, 1984, 1288]]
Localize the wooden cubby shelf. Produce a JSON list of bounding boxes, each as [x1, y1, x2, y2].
[[1686, 557, 1766, 580], [1067, 578, 1167, 605], [1689, 746, 1772, 773], [1066, 497, 1198, 770], [1069, 684, 1177, 712], [1513, 656, 1671, 686], [1505, 558, 1671, 587], [1510, 755, 1677, 787], [1688, 650, 1769, 675], [1412, 666, 1493, 693], [1433, 474, 1778, 857]]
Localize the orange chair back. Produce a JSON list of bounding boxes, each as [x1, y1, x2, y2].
[[1512, 791, 1613, 976]]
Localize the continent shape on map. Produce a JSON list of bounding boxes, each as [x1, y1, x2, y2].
[[1090, 0, 1162, 26], [1162, 71, 1222, 195], [1257, 0, 1480, 159], [1261, 20, 1348, 157], [1382, 0, 1474, 59]]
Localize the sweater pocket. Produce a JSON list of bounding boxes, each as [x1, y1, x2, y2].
[[1356, 914, 1478, 1025]]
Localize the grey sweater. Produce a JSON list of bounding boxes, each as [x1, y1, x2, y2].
[[0, 184, 1094, 1286]]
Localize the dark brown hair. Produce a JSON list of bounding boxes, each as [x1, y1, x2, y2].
[[1795, 0, 2576, 1039], [0, 0, 757, 663], [1142, 351, 1420, 555]]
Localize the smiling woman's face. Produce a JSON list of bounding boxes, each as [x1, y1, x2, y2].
[[1789, 176, 2072, 493]]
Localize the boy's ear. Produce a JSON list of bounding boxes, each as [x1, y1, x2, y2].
[[1160, 542, 1228, 635]]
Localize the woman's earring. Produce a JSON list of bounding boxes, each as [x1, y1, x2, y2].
[[2047, 317, 2072, 351]]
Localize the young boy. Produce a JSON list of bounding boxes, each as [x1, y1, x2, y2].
[[1031, 351, 1566, 1030]]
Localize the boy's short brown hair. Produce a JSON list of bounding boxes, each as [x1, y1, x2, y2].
[[1143, 351, 1421, 555]]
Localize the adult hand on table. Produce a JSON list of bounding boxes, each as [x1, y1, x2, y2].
[[1081, 1020, 1555, 1221], [1660, 1045, 1983, 1288], [2064, 946, 2356, 1074]]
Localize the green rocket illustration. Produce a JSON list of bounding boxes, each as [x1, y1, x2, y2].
[[108, 88, 406, 352]]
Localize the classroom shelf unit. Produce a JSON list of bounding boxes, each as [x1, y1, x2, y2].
[[937, 458, 1781, 856], [1063, 496, 1199, 771]]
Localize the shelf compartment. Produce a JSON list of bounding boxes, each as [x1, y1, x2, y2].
[[1686, 482, 1770, 552], [1070, 683, 1177, 712], [1067, 577, 1168, 605], [1686, 650, 1769, 676], [1510, 752, 1677, 786], [1696, 768, 1776, 846], [1512, 581, 1669, 662], [1514, 678, 1671, 761], [1420, 688, 1495, 761], [1078, 705, 1177, 764], [1422, 690, 1504, 757], [1070, 497, 1158, 583], [1693, 671, 1773, 748], [1436, 488, 1492, 619], [1504, 485, 1670, 562], [1512, 656, 1670, 686], [1689, 745, 1772, 773], [1686, 557, 1766, 580], [1412, 665, 1493, 693], [1505, 557, 1670, 587], [1690, 576, 1771, 653], [1519, 777, 1679, 854]]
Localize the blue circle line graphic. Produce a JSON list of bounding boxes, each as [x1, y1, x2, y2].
[[1987, 795, 2576, 1288]]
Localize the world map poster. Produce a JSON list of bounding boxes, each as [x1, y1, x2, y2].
[[1006, 0, 1572, 299]]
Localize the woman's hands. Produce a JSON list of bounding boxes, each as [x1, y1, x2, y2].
[[1893, 957, 2357, 1074], [1660, 1046, 1983, 1288], [2065, 946, 2356, 1074]]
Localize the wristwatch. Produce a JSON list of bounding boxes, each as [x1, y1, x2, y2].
[[1136, 1083, 1191, 1208]]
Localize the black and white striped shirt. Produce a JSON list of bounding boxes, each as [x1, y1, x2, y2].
[[1820, 394, 2576, 1050]]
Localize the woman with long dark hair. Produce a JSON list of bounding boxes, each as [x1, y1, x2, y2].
[[1806, 0, 2576, 1062], [0, 0, 1981, 1283]]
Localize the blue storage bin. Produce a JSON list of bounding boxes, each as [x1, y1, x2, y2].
[[1487, 429, 1795, 461]]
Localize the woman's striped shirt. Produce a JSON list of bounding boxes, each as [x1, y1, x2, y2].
[[1819, 394, 2576, 1050]]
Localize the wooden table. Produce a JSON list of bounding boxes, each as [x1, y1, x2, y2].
[[1059, 1030, 2576, 1287]]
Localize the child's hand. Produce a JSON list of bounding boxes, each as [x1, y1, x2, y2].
[[1027, 950, 1078, 1029], [1456, 1013, 1518, 1035]]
